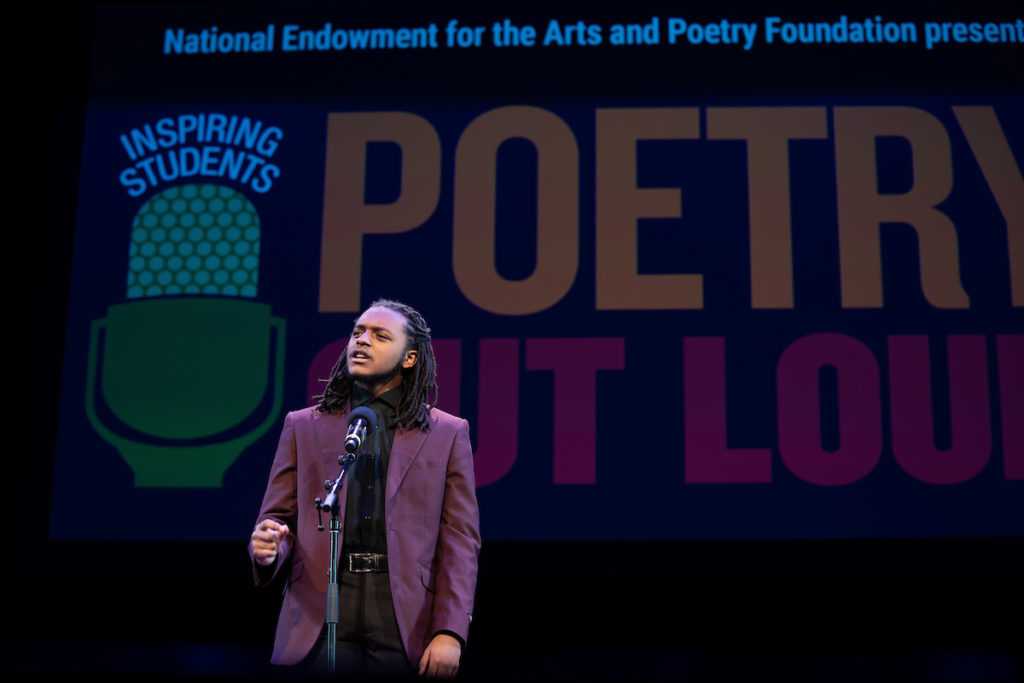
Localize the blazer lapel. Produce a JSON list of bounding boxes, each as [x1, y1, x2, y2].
[[386, 427, 430, 504], [312, 405, 350, 450]]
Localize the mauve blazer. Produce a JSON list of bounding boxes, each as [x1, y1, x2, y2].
[[249, 404, 481, 665]]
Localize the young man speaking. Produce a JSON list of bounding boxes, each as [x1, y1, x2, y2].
[[249, 299, 480, 678]]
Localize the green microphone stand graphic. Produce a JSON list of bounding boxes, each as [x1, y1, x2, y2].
[[86, 184, 286, 487]]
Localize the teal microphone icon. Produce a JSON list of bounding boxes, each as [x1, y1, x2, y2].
[[85, 184, 286, 487]]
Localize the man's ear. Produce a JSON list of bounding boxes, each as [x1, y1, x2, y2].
[[403, 349, 418, 369]]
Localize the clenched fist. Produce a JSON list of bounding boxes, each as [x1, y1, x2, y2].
[[250, 519, 290, 566]]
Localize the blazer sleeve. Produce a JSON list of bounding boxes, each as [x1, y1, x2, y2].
[[430, 418, 482, 643], [248, 410, 299, 588]]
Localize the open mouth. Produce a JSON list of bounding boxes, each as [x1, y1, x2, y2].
[[350, 350, 372, 364]]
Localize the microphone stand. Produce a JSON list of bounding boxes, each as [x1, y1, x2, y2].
[[313, 405, 379, 674], [314, 452, 356, 674]]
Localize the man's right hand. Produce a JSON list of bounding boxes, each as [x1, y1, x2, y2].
[[251, 519, 290, 566]]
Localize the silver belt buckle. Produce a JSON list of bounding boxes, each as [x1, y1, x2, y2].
[[348, 552, 378, 573]]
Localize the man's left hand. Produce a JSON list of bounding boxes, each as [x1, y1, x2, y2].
[[418, 633, 461, 678]]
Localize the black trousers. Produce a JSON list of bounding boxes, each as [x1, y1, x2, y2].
[[301, 570, 416, 679]]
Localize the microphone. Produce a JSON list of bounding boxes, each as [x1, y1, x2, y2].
[[344, 406, 379, 454]]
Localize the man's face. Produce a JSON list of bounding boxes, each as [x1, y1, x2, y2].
[[346, 306, 417, 383]]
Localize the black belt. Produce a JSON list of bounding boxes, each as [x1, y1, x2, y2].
[[343, 552, 388, 573]]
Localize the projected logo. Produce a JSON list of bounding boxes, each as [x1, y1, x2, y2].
[[85, 184, 286, 487]]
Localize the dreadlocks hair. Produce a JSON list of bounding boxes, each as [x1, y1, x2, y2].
[[314, 298, 438, 432]]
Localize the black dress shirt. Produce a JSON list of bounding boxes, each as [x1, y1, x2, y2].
[[342, 382, 402, 554]]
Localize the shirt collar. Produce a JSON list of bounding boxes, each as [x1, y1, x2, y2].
[[351, 382, 404, 422]]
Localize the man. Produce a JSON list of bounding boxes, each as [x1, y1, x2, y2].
[[249, 299, 480, 678]]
